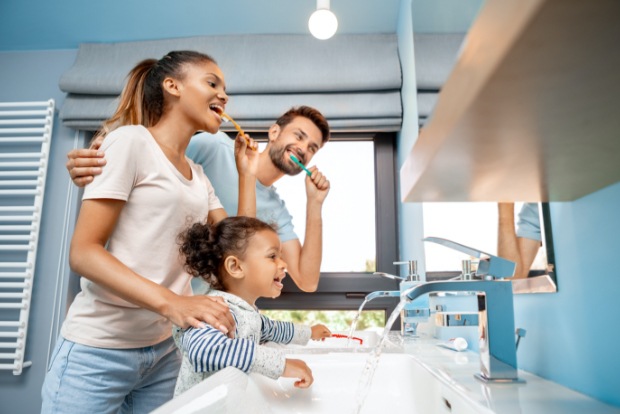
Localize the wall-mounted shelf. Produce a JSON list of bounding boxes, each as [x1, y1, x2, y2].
[[401, 0, 620, 202]]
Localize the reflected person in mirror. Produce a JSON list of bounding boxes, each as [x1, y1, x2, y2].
[[66, 106, 331, 293], [174, 216, 332, 395], [498, 203, 542, 279]]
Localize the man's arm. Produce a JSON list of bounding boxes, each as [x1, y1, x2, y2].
[[497, 203, 540, 279], [281, 166, 329, 292]]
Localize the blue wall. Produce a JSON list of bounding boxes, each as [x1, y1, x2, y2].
[[0, 0, 401, 51], [514, 182, 620, 407], [0, 49, 84, 414]]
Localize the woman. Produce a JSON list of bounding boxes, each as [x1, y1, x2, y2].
[[42, 51, 258, 413]]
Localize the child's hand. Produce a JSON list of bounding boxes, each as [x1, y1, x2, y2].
[[311, 324, 331, 341], [283, 359, 313, 388]]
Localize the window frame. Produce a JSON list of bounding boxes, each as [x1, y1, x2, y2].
[[256, 132, 401, 317]]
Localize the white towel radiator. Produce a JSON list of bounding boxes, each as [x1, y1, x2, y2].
[[0, 100, 54, 375]]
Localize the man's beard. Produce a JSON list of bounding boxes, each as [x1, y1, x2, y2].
[[269, 144, 303, 176]]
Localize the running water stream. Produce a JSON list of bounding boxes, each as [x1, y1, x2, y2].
[[352, 298, 407, 414], [346, 298, 370, 348]]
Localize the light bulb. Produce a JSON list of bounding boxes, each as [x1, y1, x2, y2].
[[308, 8, 338, 40]]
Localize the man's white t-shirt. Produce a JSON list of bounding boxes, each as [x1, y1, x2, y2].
[[61, 125, 223, 348]]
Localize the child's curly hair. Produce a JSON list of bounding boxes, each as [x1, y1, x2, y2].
[[178, 216, 277, 289]]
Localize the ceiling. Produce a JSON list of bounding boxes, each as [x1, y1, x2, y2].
[[0, 0, 484, 51]]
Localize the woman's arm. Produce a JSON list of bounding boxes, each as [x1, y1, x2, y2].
[[70, 199, 235, 332], [233, 134, 258, 217]]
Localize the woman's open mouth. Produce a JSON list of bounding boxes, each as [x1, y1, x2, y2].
[[209, 104, 224, 119]]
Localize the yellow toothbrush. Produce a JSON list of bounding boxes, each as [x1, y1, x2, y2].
[[221, 112, 256, 151]]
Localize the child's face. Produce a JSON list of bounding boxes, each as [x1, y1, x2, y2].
[[240, 230, 287, 301]]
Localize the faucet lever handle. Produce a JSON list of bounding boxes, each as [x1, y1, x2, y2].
[[423, 237, 516, 279], [393, 260, 420, 281]]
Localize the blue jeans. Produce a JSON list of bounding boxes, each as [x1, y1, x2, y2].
[[41, 336, 181, 414]]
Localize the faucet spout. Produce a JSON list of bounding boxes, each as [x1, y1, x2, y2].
[[364, 290, 401, 302], [373, 272, 406, 281], [404, 280, 524, 384]]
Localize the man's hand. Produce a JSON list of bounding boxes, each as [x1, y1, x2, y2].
[[305, 166, 330, 205], [283, 358, 314, 388], [66, 135, 106, 187]]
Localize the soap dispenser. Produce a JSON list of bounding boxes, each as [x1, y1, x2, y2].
[[395, 260, 430, 337]]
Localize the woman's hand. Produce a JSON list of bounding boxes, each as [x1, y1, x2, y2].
[[283, 358, 314, 388], [310, 324, 332, 341], [164, 294, 236, 337], [234, 133, 259, 178]]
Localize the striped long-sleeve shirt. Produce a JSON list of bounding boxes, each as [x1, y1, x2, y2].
[[173, 289, 311, 396]]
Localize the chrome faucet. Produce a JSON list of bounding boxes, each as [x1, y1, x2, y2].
[[374, 259, 421, 282], [351, 291, 400, 330], [424, 237, 516, 279], [363, 290, 401, 302], [403, 280, 524, 384], [373, 260, 429, 336]]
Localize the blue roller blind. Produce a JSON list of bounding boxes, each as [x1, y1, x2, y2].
[[59, 34, 402, 132]]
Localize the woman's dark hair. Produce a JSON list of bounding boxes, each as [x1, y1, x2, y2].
[[178, 216, 277, 289], [98, 50, 217, 138]]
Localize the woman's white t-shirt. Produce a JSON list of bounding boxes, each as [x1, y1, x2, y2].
[[61, 125, 223, 348]]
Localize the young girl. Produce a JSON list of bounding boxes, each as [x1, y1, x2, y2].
[[174, 216, 332, 395], [42, 51, 258, 413]]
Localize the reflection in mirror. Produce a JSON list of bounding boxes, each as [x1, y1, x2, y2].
[[421, 202, 556, 293]]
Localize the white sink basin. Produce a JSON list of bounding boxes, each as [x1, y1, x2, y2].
[[153, 352, 489, 414], [250, 353, 422, 413], [154, 333, 620, 414]]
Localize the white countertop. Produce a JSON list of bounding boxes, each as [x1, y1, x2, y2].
[[153, 330, 619, 414], [388, 333, 620, 414]]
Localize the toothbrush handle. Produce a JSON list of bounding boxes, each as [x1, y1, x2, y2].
[[222, 113, 254, 149]]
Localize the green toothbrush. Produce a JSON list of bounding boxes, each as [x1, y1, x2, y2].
[[289, 154, 312, 177]]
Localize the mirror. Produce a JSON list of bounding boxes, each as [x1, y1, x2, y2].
[[411, 28, 558, 293], [421, 202, 557, 293]]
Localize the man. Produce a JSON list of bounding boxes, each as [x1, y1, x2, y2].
[[67, 106, 330, 292], [497, 203, 542, 279]]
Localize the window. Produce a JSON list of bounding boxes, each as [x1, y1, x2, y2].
[[260, 309, 385, 332], [256, 133, 400, 324], [270, 140, 376, 272]]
